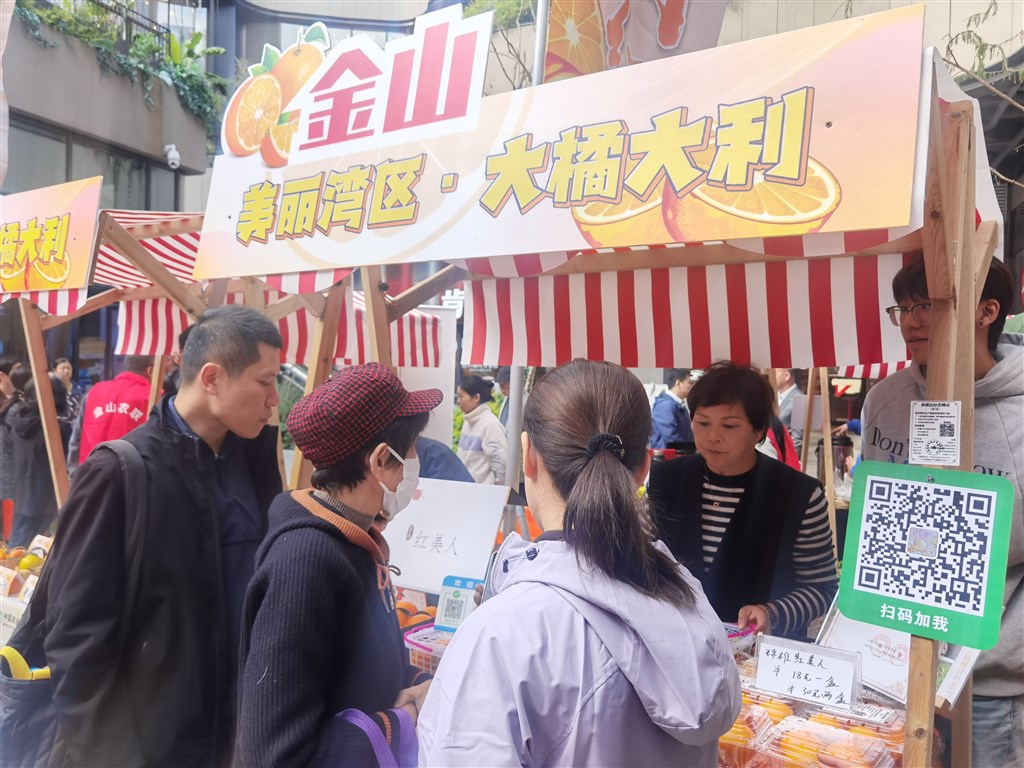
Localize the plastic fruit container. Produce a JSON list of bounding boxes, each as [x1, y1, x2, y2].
[[403, 623, 452, 675], [751, 716, 895, 768], [720, 703, 773, 768], [807, 705, 944, 768], [742, 689, 798, 724]]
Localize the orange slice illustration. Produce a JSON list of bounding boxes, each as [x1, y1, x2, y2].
[[545, 0, 606, 82], [223, 74, 283, 157], [25, 254, 71, 291], [261, 119, 300, 168], [665, 158, 842, 241], [572, 187, 673, 249]]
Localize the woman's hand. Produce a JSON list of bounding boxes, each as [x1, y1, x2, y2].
[[737, 604, 771, 633], [393, 680, 431, 725]]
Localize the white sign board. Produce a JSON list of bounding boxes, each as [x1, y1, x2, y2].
[[397, 304, 457, 446], [909, 400, 961, 466], [385, 478, 508, 594], [754, 634, 860, 710], [790, 393, 822, 432]]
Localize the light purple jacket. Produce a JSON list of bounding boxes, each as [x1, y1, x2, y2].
[[417, 533, 741, 766]]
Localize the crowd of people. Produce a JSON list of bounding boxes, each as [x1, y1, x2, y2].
[[0, 254, 1020, 766]]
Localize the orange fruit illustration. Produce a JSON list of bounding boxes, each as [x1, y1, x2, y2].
[[0, 257, 26, 292], [25, 254, 70, 291], [271, 42, 325, 109], [545, 0, 606, 82], [664, 157, 842, 241], [260, 118, 300, 168], [223, 74, 283, 157], [572, 189, 673, 249]]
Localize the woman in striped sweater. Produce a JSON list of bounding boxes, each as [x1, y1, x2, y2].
[[647, 361, 838, 640]]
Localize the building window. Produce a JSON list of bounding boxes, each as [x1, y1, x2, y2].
[[1, 122, 66, 195]]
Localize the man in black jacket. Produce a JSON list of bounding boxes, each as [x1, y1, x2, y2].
[[42, 305, 284, 767]]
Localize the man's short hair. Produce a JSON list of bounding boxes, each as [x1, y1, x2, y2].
[[664, 368, 690, 388], [178, 325, 194, 353], [124, 355, 152, 375], [180, 306, 282, 384], [893, 257, 1016, 353]]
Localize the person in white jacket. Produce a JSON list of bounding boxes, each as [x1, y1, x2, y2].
[[456, 374, 506, 484], [419, 360, 741, 766]]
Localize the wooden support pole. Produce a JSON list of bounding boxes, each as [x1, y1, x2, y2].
[[266, 293, 315, 323], [18, 299, 70, 509], [38, 288, 122, 331], [905, 92, 976, 768], [147, 355, 164, 414], [360, 265, 393, 369], [241, 277, 266, 310], [819, 368, 839, 564], [99, 213, 207, 320], [289, 283, 346, 491], [204, 278, 229, 309], [972, 221, 997, 305], [801, 368, 817, 472], [386, 265, 466, 322]]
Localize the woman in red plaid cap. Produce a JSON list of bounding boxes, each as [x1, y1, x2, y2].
[[235, 363, 442, 767]]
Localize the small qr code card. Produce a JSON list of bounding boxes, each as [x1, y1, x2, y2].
[[909, 400, 961, 466], [839, 461, 1014, 650], [434, 575, 483, 632]]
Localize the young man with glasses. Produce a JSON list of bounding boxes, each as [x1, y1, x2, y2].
[[861, 257, 1023, 766]]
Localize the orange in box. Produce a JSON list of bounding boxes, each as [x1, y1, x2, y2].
[[751, 716, 894, 768], [720, 703, 772, 768]]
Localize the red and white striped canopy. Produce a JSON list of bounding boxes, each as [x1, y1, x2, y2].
[[0, 289, 89, 315], [93, 210, 353, 292], [461, 251, 914, 370], [116, 289, 440, 367]]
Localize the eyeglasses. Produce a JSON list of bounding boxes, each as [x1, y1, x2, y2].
[[884, 302, 932, 326]]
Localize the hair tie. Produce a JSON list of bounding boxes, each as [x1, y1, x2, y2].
[[586, 433, 625, 460]]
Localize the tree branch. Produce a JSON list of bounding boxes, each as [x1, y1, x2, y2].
[[943, 57, 1024, 115], [991, 167, 1024, 189]]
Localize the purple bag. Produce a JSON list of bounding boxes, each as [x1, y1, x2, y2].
[[337, 708, 417, 768]]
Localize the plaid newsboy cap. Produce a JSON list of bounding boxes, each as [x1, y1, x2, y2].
[[287, 362, 442, 468]]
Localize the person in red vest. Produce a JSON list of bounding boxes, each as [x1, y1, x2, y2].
[[77, 355, 164, 464]]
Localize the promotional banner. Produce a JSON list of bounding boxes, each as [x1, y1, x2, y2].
[[0, 177, 102, 293], [196, 5, 924, 281]]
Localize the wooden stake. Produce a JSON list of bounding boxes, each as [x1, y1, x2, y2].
[[819, 368, 838, 564], [386, 265, 466, 322], [147, 355, 163, 414], [360, 265, 393, 369], [38, 288, 122, 331], [905, 90, 976, 768], [289, 283, 346, 490], [18, 299, 70, 509], [801, 368, 817, 472]]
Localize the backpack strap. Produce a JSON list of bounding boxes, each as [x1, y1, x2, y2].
[[96, 439, 149, 648]]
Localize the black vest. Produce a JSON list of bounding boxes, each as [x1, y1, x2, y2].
[[649, 452, 821, 638]]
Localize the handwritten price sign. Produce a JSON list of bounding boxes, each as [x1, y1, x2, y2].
[[754, 634, 861, 711]]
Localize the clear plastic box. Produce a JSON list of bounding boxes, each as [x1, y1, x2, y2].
[[805, 703, 944, 768], [720, 703, 773, 768], [403, 623, 452, 675], [750, 716, 895, 768], [742, 689, 799, 725]]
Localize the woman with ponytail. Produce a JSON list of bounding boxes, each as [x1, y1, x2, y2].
[[418, 359, 740, 766]]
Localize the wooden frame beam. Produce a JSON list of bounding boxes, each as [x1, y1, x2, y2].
[[147, 355, 164, 413], [972, 221, 998, 305], [204, 278, 230, 309], [386, 265, 466, 322], [18, 298, 70, 508], [38, 288, 123, 330], [99, 213, 207, 320], [289, 281, 347, 490]]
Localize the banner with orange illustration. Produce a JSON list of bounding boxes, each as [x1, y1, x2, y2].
[[1, 177, 102, 292], [545, 0, 727, 82], [195, 5, 924, 281]]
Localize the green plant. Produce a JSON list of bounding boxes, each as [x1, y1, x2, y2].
[[14, 0, 227, 132]]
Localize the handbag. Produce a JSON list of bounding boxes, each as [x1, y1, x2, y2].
[[336, 708, 418, 768], [0, 440, 149, 768]]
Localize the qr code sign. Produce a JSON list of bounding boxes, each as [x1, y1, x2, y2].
[[938, 422, 955, 437], [854, 478, 996, 616]]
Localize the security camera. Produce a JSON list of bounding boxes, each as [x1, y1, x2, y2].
[[163, 144, 181, 170]]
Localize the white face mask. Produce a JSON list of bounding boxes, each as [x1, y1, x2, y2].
[[378, 445, 420, 520]]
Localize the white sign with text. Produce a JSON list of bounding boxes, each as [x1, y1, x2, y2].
[[909, 400, 961, 466], [754, 634, 860, 711], [385, 478, 508, 594]]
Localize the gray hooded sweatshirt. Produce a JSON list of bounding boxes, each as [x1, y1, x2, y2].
[[417, 533, 742, 766], [861, 334, 1024, 697]]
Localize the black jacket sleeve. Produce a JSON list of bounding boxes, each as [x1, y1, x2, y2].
[[42, 449, 146, 765], [235, 529, 357, 767]]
